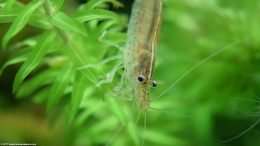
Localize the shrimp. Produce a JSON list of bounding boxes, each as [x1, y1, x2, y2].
[[105, 0, 249, 145], [123, 0, 163, 111]]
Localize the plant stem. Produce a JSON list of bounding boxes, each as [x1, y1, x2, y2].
[[43, 0, 69, 42], [42, 0, 97, 84]]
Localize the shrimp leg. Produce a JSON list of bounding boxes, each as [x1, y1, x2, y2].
[[77, 55, 122, 70], [96, 62, 123, 87]]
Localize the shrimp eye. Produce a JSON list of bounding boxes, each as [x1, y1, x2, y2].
[[137, 75, 145, 82], [151, 80, 157, 87]]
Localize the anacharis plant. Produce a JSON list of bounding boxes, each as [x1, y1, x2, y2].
[[0, 0, 260, 146]]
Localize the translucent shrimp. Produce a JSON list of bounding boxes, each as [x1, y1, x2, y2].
[[123, 0, 163, 111], [105, 0, 163, 145]]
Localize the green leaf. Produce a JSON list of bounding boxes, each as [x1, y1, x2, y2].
[[0, 3, 24, 23], [98, 20, 120, 32], [68, 71, 88, 124], [0, 9, 51, 29], [0, 11, 17, 23], [83, 0, 123, 10], [106, 97, 126, 123], [88, 116, 117, 132], [4, 0, 17, 11], [127, 120, 140, 146], [144, 129, 183, 145], [13, 32, 56, 93], [47, 63, 74, 112], [16, 69, 58, 98], [75, 9, 123, 24], [2, 0, 44, 48], [51, 0, 64, 10], [51, 12, 87, 36], [33, 87, 50, 104], [0, 39, 38, 75], [0, 49, 28, 75], [75, 101, 103, 127], [100, 32, 126, 47]]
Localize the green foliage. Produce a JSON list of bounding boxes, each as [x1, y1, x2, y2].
[[13, 32, 55, 93], [0, 0, 260, 146], [68, 70, 87, 124], [2, 0, 44, 48], [47, 63, 74, 112], [50, 11, 86, 36]]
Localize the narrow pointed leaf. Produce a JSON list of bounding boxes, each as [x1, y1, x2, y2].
[[0, 56, 26, 76], [106, 97, 126, 123], [51, 12, 86, 36], [75, 9, 123, 24], [144, 129, 182, 145], [0, 9, 51, 29], [100, 32, 126, 46], [127, 121, 140, 146], [16, 69, 58, 98], [2, 0, 44, 48], [47, 64, 74, 112], [76, 101, 103, 127], [13, 33, 56, 93], [0, 3, 24, 22], [0, 46, 32, 75], [51, 0, 64, 10], [33, 87, 50, 104], [0, 12, 17, 23], [68, 71, 88, 124], [3, 0, 17, 11], [83, 0, 123, 10]]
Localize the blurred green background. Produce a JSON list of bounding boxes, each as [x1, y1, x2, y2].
[[0, 0, 260, 146]]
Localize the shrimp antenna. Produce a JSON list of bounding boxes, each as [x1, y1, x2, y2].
[[141, 112, 147, 146], [220, 118, 260, 143], [154, 37, 249, 100], [149, 106, 191, 118]]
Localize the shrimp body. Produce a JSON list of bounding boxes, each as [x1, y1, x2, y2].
[[123, 0, 163, 111]]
